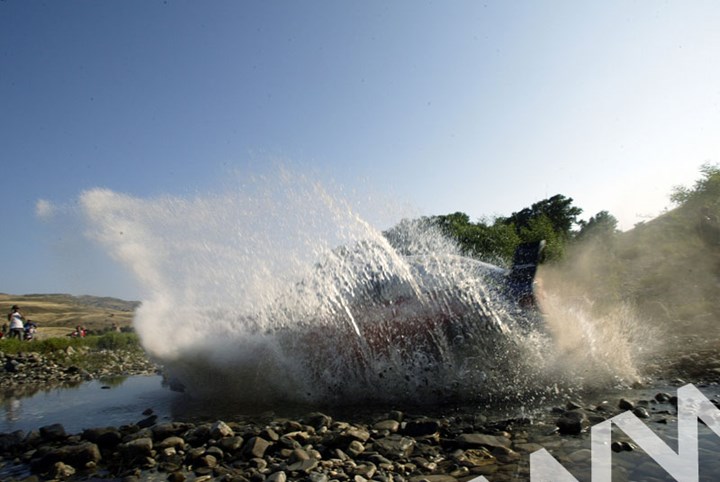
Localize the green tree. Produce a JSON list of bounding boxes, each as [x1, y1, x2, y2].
[[576, 210, 619, 241], [502, 194, 583, 239], [670, 162, 720, 208]]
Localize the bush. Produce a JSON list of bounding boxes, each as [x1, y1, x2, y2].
[[0, 332, 141, 355], [92, 332, 140, 350]]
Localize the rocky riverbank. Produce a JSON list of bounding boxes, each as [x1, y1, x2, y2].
[[0, 347, 158, 396], [1, 337, 720, 481], [1, 381, 719, 482]]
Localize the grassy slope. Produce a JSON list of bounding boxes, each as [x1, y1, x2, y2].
[[544, 201, 720, 331], [0, 293, 139, 335]]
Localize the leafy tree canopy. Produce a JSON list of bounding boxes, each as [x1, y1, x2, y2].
[[576, 210, 619, 241], [671, 162, 720, 208], [500, 194, 583, 239]]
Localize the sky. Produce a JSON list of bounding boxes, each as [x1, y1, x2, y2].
[[1, 0, 718, 300]]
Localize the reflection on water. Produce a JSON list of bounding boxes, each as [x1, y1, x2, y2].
[[0, 375, 175, 434], [3, 397, 20, 424]]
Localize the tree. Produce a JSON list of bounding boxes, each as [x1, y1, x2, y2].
[[670, 162, 720, 208], [502, 194, 583, 240], [576, 210, 619, 241]]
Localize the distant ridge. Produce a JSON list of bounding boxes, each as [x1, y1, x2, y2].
[[0, 293, 139, 330]]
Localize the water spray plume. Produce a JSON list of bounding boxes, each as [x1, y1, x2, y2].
[[78, 171, 646, 405]]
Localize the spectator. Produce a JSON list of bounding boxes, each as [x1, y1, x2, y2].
[[8, 305, 25, 340]]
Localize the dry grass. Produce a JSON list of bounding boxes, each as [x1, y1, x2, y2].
[[0, 293, 138, 333]]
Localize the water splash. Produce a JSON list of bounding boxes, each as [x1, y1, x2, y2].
[[76, 171, 644, 405]]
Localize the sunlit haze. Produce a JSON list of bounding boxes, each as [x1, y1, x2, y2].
[[1, 1, 717, 300]]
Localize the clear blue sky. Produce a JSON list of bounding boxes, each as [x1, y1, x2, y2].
[[1, 1, 717, 299]]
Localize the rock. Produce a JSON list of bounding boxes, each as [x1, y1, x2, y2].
[[374, 434, 416, 458], [184, 424, 211, 446], [655, 392, 671, 403], [402, 419, 441, 437], [373, 419, 401, 432], [218, 435, 244, 452], [152, 422, 192, 440], [491, 446, 520, 463], [408, 476, 458, 482], [618, 398, 634, 410], [388, 410, 404, 422], [632, 407, 650, 419], [346, 440, 365, 457], [302, 412, 333, 429], [243, 436, 272, 459], [0, 430, 26, 451], [309, 472, 329, 482], [39, 423, 67, 442], [197, 454, 218, 468], [341, 427, 371, 443], [120, 437, 154, 461], [457, 448, 496, 467], [82, 427, 122, 448], [51, 461, 76, 478], [137, 414, 158, 428], [566, 400, 583, 410], [156, 436, 186, 450], [567, 448, 592, 463], [211, 420, 235, 439], [31, 443, 101, 472], [455, 433, 511, 450], [263, 427, 282, 442], [267, 471, 287, 482], [287, 457, 319, 473], [556, 411, 589, 435]]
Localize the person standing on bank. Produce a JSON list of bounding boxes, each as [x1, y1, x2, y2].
[[8, 305, 25, 340]]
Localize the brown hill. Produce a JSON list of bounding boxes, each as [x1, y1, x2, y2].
[[0, 293, 139, 334]]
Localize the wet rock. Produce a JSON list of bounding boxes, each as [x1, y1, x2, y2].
[[373, 419, 400, 432], [260, 427, 280, 442], [31, 442, 101, 473], [51, 461, 76, 478], [302, 412, 333, 430], [152, 422, 192, 440], [120, 437, 154, 461], [455, 433, 511, 450], [0, 429, 26, 451], [346, 439, 365, 457], [375, 434, 416, 458], [632, 407, 650, 419], [565, 400, 583, 410], [267, 471, 287, 482], [402, 419, 441, 438], [618, 398, 634, 410], [340, 426, 371, 443], [137, 414, 158, 428], [243, 436, 272, 459], [184, 424, 211, 446], [156, 436, 185, 451], [556, 411, 589, 435], [211, 420, 235, 439], [39, 423, 67, 442], [82, 426, 122, 448], [408, 475, 458, 482], [287, 457, 319, 473], [218, 435, 244, 452]]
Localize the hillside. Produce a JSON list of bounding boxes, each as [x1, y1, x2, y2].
[[542, 200, 720, 332], [0, 293, 139, 334]]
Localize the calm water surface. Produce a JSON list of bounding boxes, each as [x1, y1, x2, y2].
[[0, 375, 176, 434]]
